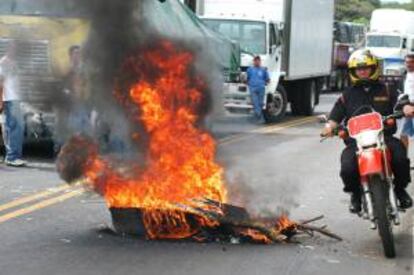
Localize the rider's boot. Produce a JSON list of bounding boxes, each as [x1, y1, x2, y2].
[[349, 190, 362, 213], [395, 188, 413, 209]]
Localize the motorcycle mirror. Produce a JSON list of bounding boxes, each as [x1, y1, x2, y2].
[[395, 94, 410, 112], [398, 94, 409, 101]]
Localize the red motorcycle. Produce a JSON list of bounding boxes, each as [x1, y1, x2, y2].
[[322, 107, 405, 258]]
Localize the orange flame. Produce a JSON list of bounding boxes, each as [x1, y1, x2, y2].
[[276, 215, 297, 233], [240, 229, 272, 244], [83, 41, 227, 239]]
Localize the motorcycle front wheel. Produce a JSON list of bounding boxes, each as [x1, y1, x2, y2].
[[370, 176, 396, 258]]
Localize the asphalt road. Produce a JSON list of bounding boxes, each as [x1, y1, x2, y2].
[[0, 94, 412, 275]]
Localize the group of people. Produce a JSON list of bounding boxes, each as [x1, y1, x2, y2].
[[0, 42, 89, 168]]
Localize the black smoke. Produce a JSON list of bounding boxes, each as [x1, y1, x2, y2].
[[55, 0, 224, 182]]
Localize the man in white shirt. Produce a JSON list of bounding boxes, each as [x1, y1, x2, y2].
[[0, 41, 26, 167]]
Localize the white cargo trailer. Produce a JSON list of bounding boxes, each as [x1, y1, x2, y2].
[[367, 9, 414, 80], [198, 0, 334, 121]]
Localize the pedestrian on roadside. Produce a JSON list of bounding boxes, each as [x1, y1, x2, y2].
[[0, 41, 26, 167], [400, 54, 414, 149], [246, 56, 270, 121], [57, 46, 91, 140], [65, 45, 91, 132]]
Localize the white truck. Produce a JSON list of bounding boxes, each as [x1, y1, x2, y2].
[[192, 0, 334, 121], [366, 9, 414, 81]]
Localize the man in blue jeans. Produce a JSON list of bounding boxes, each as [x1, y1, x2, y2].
[[246, 56, 270, 120], [0, 42, 26, 167]]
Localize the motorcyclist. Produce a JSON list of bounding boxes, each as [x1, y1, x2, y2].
[[321, 49, 413, 212]]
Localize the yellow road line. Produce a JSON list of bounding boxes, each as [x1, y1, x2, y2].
[[0, 185, 71, 213], [259, 116, 316, 134], [0, 116, 316, 224], [0, 189, 84, 224], [220, 116, 316, 145], [219, 116, 315, 143]]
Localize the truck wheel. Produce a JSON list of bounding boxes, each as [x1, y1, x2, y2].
[[337, 74, 344, 91], [263, 85, 287, 123], [303, 79, 317, 116], [337, 68, 349, 91], [289, 81, 302, 116], [291, 80, 317, 116], [343, 72, 350, 90]]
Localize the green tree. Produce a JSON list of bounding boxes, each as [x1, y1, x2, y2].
[[382, 0, 414, 10], [336, 0, 378, 23], [336, 0, 414, 23]]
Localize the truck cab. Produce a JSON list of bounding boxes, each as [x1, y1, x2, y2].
[[366, 32, 414, 78], [366, 9, 414, 82], [203, 16, 285, 120], [199, 0, 334, 122]]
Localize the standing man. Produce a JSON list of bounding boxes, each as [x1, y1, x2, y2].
[[400, 54, 414, 149], [0, 41, 26, 167], [247, 56, 270, 120], [63, 45, 91, 135]]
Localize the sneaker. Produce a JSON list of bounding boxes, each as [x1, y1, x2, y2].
[[349, 192, 362, 213], [5, 159, 27, 167], [395, 188, 413, 209]]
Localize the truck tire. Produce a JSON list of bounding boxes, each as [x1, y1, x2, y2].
[[343, 71, 350, 90], [336, 73, 344, 91], [337, 68, 349, 91], [291, 80, 317, 116], [263, 85, 287, 123], [303, 79, 317, 115], [289, 81, 302, 116]]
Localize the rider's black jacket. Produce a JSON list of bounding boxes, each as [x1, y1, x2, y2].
[[329, 81, 398, 136]]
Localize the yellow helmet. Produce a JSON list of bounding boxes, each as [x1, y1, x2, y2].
[[348, 49, 381, 85]]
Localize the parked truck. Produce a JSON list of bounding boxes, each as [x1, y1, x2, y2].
[[327, 22, 366, 92], [366, 9, 414, 83], [197, 0, 334, 121]]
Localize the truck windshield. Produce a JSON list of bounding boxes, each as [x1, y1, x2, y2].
[[203, 19, 267, 55], [0, 0, 88, 17], [367, 35, 401, 48]]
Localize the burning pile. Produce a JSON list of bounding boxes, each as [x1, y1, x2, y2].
[[57, 40, 341, 243]]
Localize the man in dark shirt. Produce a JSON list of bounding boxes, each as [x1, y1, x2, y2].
[[321, 50, 413, 212]]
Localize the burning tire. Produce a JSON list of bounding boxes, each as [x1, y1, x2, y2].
[[56, 135, 98, 184]]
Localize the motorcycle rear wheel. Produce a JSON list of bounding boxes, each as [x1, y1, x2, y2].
[[370, 176, 396, 258]]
